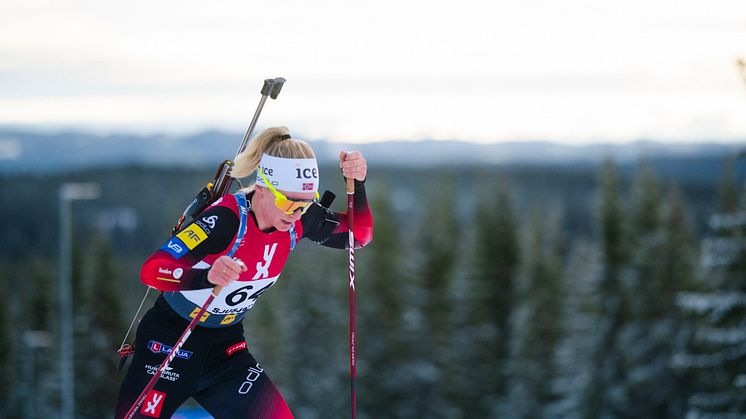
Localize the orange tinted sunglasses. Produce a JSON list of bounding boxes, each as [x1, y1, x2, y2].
[[259, 170, 319, 214]]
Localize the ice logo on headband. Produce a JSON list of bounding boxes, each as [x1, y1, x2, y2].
[[256, 153, 319, 193]]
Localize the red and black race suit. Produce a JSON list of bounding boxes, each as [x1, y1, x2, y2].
[[116, 180, 372, 418]]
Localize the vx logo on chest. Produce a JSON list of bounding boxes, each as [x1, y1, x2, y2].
[[253, 243, 278, 280]]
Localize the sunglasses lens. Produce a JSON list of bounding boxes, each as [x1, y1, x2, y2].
[[275, 197, 313, 214]]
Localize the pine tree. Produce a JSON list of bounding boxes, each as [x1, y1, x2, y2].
[[460, 181, 519, 417], [507, 207, 565, 419], [620, 175, 698, 418], [546, 239, 604, 419], [582, 159, 628, 419], [411, 176, 459, 418], [21, 259, 56, 419], [76, 235, 126, 418], [659, 185, 699, 416], [615, 161, 665, 418], [675, 157, 746, 416]]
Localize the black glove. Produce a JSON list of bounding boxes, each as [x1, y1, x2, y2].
[[301, 191, 340, 244]]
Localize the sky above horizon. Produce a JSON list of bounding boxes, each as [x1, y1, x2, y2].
[[2, 0, 746, 144]]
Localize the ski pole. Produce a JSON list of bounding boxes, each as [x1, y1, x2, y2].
[[124, 286, 223, 419], [346, 176, 357, 419]]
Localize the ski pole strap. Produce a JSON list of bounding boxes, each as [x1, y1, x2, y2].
[[229, 193, 250, 257]]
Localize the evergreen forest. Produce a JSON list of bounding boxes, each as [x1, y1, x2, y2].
[[0, 156, 745, 418]]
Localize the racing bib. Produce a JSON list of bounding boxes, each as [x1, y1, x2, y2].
[[182, 276, 278, 315]]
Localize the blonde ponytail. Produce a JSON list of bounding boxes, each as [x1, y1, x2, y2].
[[231, 126, 316, 188]]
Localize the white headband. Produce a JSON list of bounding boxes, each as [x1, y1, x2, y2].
[[255, 153, 319, 193]]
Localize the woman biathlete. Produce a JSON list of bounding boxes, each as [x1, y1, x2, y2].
[[115, 126, 373, 418]]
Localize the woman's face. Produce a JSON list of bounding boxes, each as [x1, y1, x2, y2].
[[253, 186, 316, 232]]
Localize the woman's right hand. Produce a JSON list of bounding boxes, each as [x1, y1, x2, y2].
[[207, 256, 247, 287]]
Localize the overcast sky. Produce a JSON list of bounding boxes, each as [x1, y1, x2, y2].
[[2, 0, 746, 144]]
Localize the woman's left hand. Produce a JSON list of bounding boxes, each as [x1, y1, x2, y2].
[[339, 150, 367, 182]]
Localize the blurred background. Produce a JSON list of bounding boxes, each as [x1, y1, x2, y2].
[[1, 1, 746, 418]]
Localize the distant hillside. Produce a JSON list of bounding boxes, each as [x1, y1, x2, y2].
[[0, 129, 744, 173]]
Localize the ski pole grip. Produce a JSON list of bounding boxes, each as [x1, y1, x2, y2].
[[212, 285, 223, 296], [261, 77, 286, 99], [346, 177, 354, 194]]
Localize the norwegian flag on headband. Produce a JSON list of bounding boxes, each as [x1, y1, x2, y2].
[[302, 183, 314, 191]]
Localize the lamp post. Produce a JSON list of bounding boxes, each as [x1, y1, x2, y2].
[[58, 182, 99, 419]]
